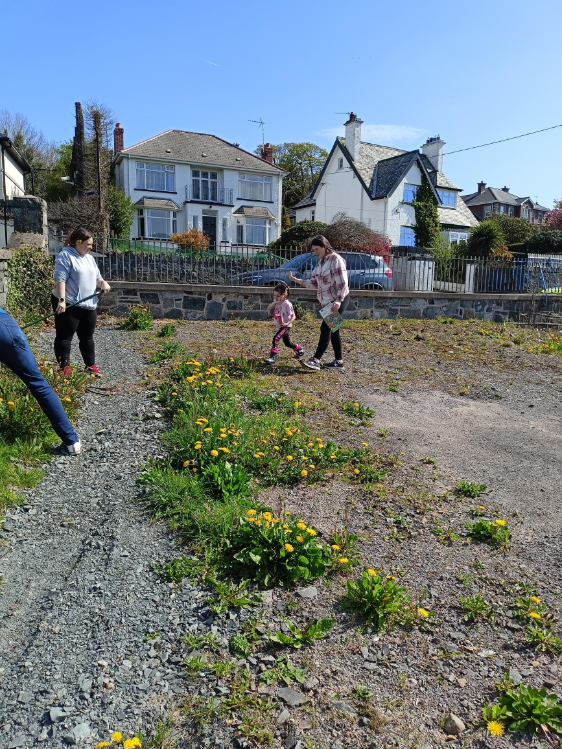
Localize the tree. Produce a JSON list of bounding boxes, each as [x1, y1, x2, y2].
[[256, 142, 328, 207], [269, 220, 328, 249], [526, 229, 562, 255], [0, 109, 58, 196], [281, 206, 291, 232], [484, 213, 536, 244], [322, 212, 392, 263], [44, 142, 73, 203], [466, 220, 504, 257], [107, 184, 135, 237], [413, 174, 440, 249], [545, 199, 562, 231]]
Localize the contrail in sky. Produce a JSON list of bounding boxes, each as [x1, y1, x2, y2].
[[201, 58, 219, 66]]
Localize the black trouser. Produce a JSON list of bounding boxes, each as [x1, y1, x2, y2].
[[271, 326, 299, 353], [314, 294, 350, 361], [51, 295, 97, 367]]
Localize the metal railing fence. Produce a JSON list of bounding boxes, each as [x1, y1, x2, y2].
[[92, 238, 562, 294]]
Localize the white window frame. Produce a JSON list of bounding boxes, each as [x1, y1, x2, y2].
[[437, 190, 456, 208], [499, 205, 505, 214], [136, 162, 175, 192], [403, 184, 418, 202], [508, 206, 514, 216], [238, 173, 272, 201], [448, 231, 468, 246], [400, 226, 416, 246], [523, 206, 530, 219], [222, 217, 228, 242], [192, 215, 199, 230], [137, 209, 177, 239], [192, 169, 218, 201], [245, 217, 268, 245], [484, 205, 492, 217]]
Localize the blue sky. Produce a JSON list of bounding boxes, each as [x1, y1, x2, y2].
[[3, 0, 561, 206]]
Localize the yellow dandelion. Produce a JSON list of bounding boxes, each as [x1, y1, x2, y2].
[[94, 743, 111, 749], [204, 427, 212, 432], [309, 464, 315, 469], [284, 511, 292, 515], [210, 449, 219, 457], [330, 454, 336, 459], [307, 442, 314, 448], [285, 529, 293, 534], [338, 557, 349, 564], [194, 444, 202, 450], [171, 392, 177, 396], [362, 442, 369, 447], [263, 512, 272, 521], [296, 535, 304, 542], [111, 733, 123, 743], [354, 402, 359, 408], [354, 468, 360, 475], [248, 517, 256, 523], [183, 460, 190, 468], [285, 543, 294, 552], [7, 401, 15, 410], [273, 445, 280, 450], [331, 544, 340, 550], [218, 447, 230, 453], [192, 468, 197, 473], [367, 568, 376, 576], [124, 740, 140, 749], [531, 596, 540, 604], [301, 470, 308, 477], [297, 522, 307, 530], [487, 721, 504, 737], [286, 455, 293, 461], [305, 528, 316, 536], [529, 612, 541, 620], [233, 441, 238, 446], [493, 519, 506, 526], [386, 574, 395, 580], [417, 608, 429, 618]]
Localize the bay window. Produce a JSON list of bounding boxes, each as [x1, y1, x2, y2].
[[437, 190, 456, 207], [236, 218, 268, 245], [192, 170, 218, 201], [238, 173, 272, 201], [136, 162, 175, 192], [137, 209, 177, 239]]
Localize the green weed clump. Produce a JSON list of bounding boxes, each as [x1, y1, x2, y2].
[[268, 618, 334, 649], [342, 569, 410, 632], [467, 518, 511, 548], [342, 400, 375, 424], [122, 305, 153, 331], [491, 685, 562, 736], [455, 480, 487, 498], [149, 341, 182, 363], [158, 323, 177, 338], [460, 593, 492, 623]]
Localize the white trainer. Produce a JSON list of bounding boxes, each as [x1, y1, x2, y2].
[[65, 440, 82, 455]]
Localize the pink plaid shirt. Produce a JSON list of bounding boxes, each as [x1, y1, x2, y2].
[[303, 252, 349, 307]]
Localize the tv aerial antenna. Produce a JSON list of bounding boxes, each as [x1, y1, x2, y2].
[[249, 117, 266, 147]]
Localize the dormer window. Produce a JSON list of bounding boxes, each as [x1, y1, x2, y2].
[[523, 206, 530, 219], [437, 189, 456, 208], [403, 184, 418, 202]]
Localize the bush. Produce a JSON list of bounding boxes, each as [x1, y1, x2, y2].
[[466, 221, 504, 258], [322, 213, 392, 263], [485, 213, 536, 244], [170, 229, 209, 254], [107, 183, 135, 238], [7, 246, 54, 323], [466, 518, 511, 548], [122, 305, 153, 331], [526, 230, 562, 255], [269, 220, 328, 249], [506, 242, 527, 254]]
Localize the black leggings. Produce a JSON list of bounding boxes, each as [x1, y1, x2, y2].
[[51, 295, 97, 367], [271, 326, 299, 353], [314, 295, 350, 361]]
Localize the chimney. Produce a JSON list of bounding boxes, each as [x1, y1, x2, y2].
[[477, 181, 486, 194], [113, 122, 124, 154], [421, 135, 445, 173], [262, 142, 273, 164], [344, 112, 363, 161], [502, 186, 510, 193]]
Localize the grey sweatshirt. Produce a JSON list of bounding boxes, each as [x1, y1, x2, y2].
[[53, 247, 101, 309]]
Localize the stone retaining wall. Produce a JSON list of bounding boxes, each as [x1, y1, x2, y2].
[[98, 281, 562, 324], [0, 249, 12, 307]]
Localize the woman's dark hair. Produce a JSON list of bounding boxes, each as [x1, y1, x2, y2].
[[273, 282, 290, 296], [309, 235, 334, 254], [66, 227, 94, 247]]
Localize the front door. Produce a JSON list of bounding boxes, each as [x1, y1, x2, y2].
[[202, 216, 217, 250]]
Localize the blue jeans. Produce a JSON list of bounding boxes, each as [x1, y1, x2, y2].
[[0, 310, 79, 445]]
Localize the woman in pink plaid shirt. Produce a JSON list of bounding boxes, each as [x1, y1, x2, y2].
[[289, 235, 349, 371]]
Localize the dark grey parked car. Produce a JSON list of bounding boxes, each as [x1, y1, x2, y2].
[[235, 252, 393, 290]]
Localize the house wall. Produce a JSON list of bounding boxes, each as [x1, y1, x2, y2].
[[115, 154, 282, 244], [1, 151, 26, 199]]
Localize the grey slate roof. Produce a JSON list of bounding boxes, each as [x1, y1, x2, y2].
[[463, 187, 549, 213], [338, 138, 406, 189], [372, 151, 418, 198], [438, 198, 478, 229], [233, 206, 276, 219], [292, 192, 316, 209], [135, 197, 181, 210], [120, 130, 283, 173]]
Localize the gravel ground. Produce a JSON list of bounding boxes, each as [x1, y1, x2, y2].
[[2, 319, 561, 749]]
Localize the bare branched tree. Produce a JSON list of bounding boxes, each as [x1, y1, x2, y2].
[[84, 100, 116, 150], [0, 110, 57, 167]]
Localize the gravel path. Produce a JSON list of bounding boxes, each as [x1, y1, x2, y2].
[[0, 329, 186, 748]]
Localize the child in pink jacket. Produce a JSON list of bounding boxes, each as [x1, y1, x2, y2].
[[264, 283, 304, 365]]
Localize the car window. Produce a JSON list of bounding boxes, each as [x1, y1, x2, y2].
[[302, 255, 318, 271], [283, 254, 315, 270], [343, 253, 369, 270]]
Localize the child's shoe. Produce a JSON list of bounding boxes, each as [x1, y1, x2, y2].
[[293, 345, 305, 360], [264, 354, 277, 365]]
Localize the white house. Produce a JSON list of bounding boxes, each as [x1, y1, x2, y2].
[[293, 114, 477, 247], [112, 125, 285, 248], [0, 135, 31, 200]]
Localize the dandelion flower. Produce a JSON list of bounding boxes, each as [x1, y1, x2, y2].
[[285, 529, 292, 534], [204, 427, 212, 432], [192, 468, 197, 473], [305, 528, 316, 536], [218, 447, 230, 453], [297, 522, 306, 530], [233, 441, 238, 446], [487, 721, 504, 737], [309, 464, 315, 469], [531, 596, 540, 604], [284, 511, 292, 515], [301, 470, 308, 477], [194, 444, 202, 450], [386, 574, 395, 580], [338, 557, 349, 564], [362, 442, 369, 447], [273, 446, 280, 450], [529, 611, 541, 620], [331, 544, 340, 550], [95, 743, 111, 749], [171, 392, 177, 396], [308, 442, 314, 448], [248, 517, 256, 523], [284, 543, 294, 552], [210, 449, 219, 457], [493, 519, 506, 526], [417, 608, 429, 618], [263, 512, 272, 521], [296, 535, 304, 542], [7, 401, 15, 410], [247, 509, 256, 516], [124, 740, 141, 749], [111, 733, 123, 743], [354, 402, 359, 408], [286, 455, 293, 461], [330, 454, 336, 459], [183, 460, 190, 468], [367, 568, 376, 576]]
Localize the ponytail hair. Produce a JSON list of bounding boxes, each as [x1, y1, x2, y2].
[[66, 227, 94, 247]]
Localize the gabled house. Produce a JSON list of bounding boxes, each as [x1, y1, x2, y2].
[[462, 183, 549, 225], [0, 135, 31, 200], [293, 113, 477, 246], [112, 125, 285, 248]]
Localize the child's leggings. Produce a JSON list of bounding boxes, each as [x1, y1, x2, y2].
[[270, 327, 300, 354]]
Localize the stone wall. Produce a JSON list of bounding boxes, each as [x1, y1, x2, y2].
[[99, 281, 562, 324], [0, 249, 12, 307]]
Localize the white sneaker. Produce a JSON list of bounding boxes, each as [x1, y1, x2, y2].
[[65, 440, 82, 455]]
